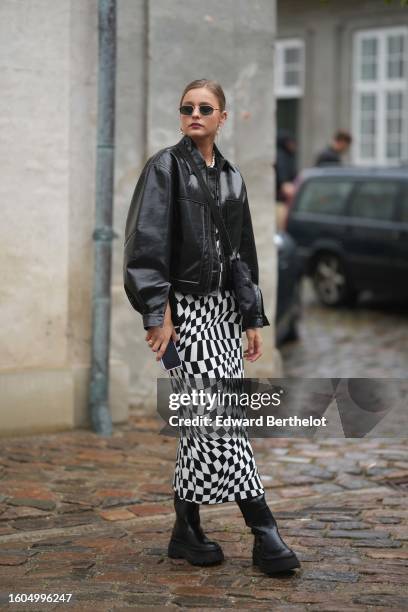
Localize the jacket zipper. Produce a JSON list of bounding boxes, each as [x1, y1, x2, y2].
[[205, 164, 222, 294], [214, 165, 223, 292], [217, 236, 223, 291], [206, 191, 214, 293]]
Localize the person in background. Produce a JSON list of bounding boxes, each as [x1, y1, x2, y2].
[[275, 129, 297, 204], [315, 130, 352, 167]]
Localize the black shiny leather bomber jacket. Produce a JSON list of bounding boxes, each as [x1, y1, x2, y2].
[[123, 134, 270, 331]]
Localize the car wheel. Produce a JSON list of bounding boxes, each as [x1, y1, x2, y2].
[[312, 253, 356, 306]]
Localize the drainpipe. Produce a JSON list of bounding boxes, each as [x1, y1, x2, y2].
[[89, 0, 117, 435]]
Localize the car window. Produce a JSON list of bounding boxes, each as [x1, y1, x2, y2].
[[401, 184, 408, 223], [349, 181, 399, 221], [297, 180, 354, 215]]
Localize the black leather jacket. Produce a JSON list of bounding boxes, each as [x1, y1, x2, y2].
[[123, 134, 270, 331]]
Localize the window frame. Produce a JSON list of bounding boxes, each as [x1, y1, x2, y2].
[[275, 38, 305, 99], [345, 179, 401, 223], [352, 26, 408, 167], [396, 181, 408, 224], [294, 177, 355, 217]]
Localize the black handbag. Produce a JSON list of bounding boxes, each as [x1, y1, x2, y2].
[[176, 142, 261, 321]]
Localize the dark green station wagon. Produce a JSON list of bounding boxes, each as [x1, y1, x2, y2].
[[286, 167, 408, 306]]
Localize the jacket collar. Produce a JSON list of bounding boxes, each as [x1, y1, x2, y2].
[[177, 134, 232, 171]]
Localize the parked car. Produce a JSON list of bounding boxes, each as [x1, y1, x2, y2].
[[275, 231, 303, 346], [286, 167, 408, 306]]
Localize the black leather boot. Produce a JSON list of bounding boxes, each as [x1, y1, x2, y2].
[[236, 493, 300, 574], [168, 491, 224, 566]]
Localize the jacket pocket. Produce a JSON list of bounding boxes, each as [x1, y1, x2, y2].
[[224, 199, 244, 252], [170, 198, 205, 284]]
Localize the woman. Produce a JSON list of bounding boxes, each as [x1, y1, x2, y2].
[[123, 79, 300, 575]]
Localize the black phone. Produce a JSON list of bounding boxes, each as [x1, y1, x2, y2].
[[160, 338, 182, 371]]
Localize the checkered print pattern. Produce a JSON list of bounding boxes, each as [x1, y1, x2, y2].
[[169, 287, 265, 504]]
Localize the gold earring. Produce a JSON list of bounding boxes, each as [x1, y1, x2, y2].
[[180, 127, 184, 134]]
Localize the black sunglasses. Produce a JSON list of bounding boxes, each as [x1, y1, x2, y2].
[[179, 104, 220, 116]]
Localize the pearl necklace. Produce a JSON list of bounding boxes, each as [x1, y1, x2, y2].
[[207, 151, 216, 168]]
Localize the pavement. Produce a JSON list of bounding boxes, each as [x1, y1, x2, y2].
[[0, 408, 407, 611], [280, 279, 408, 380]]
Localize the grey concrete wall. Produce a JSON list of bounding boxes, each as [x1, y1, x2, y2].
[[111, 0, 151, 408], [277, 0, 408, 169], [0, 0, 70, 372], [0, 1, 74, 433], [0, 0, 128, 435], [0, 0, 279, 433], [68, 0, 97, 367], [113, 0, 280, 408]]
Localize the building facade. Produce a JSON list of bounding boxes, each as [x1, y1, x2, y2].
[[0, 0, 278, 435], [276, 0, 408, 170]]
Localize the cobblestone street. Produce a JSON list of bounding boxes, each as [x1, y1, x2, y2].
[[281, 278, 408, 378], [1, 413, 407, 610], [1, 279, 407, 610]]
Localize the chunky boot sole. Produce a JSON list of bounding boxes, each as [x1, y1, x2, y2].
[[168, 538, 224, 566], [253, 549, 301, 574]]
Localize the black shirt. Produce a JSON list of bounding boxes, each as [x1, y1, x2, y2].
[[315, 145, 341, 167]]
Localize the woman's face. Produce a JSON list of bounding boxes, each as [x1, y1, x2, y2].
[[179, 87, 227, 141]]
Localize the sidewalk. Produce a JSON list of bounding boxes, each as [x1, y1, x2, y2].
[[1, 408, 407, 610]]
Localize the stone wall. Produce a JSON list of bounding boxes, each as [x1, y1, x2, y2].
[[0, 0, 128, 435], [277, 0, 408, 168], [0, 0, 278, 434]]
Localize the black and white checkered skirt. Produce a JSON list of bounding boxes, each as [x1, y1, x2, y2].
[[168, 285, 265, 504]]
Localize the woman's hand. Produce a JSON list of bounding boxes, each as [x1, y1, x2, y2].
[[145, 301, 178, 362], [243, 328, 263, 362]]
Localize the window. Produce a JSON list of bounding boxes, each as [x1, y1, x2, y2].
[[297, 180, 354, 215], [275, 39, 304, 99], [348, 181, 399, 221], [353, 27, 408, 166], [401, 184, 408, 223]]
